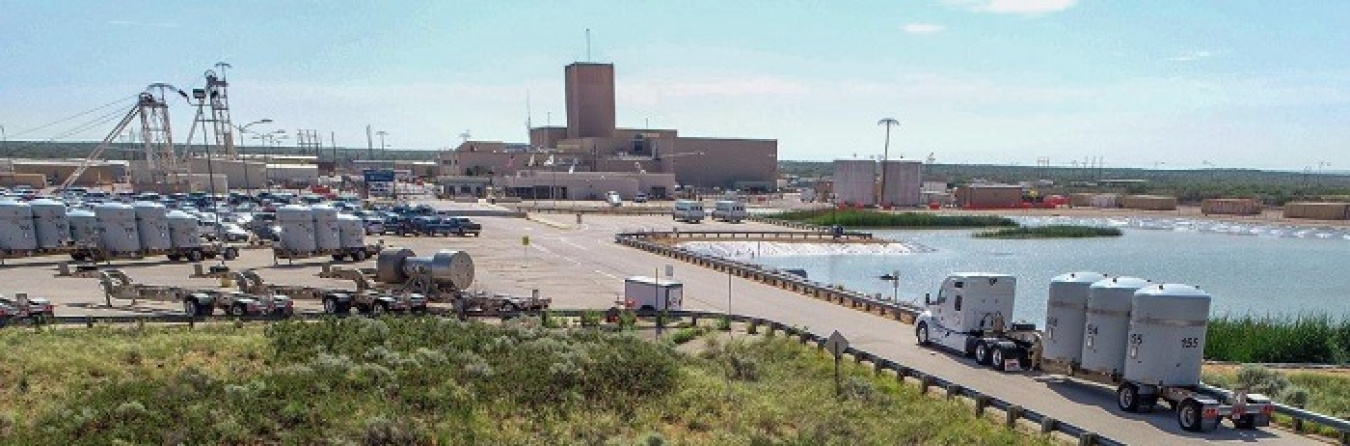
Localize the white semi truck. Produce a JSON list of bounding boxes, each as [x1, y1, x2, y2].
[[913, 272, 1272, 433]]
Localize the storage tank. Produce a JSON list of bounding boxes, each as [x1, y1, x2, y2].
[[166, 210, 201, 249], [375, 248, 474, 291], [1043, 271, 1107, 364], [276, 205, 316, 253], [1124, 284, 1211, 386], [832, 159, 876, 207], [311, 205, 341, 251], [68, 209, 100, 247], [1080, 277, 1151, 375], [30, 199, 70, 249], [0, 200, 37, 252], [95, 203, 140, 254], [133, 202, 171, 251], [336, 214, 365, 248]]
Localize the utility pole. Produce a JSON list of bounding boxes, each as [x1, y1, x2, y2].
[[366, 125, 374, 160], [877, 118, 900, 207]]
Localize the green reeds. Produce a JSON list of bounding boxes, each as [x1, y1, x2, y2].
[[1206, 313, 1350, 364], [973, 225, 1123, 239]]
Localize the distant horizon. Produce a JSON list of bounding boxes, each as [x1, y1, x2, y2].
[[1, 1, 1345, 171], [4, 138, 1347, 175]]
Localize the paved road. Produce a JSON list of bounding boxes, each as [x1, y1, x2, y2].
[[504, 213, 1317, 445]]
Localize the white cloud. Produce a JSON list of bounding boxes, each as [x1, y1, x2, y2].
[[902, 23, 945, 35], [1167, 50, 1213, 62], [946, 0, 1078, 14]]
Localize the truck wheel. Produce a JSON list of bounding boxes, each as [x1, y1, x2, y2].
[[323, 298, 338, 314], [168, 254, 182, 262], [370, 302, 387, 316], [228, 304, 246, 317], [974, 341, 992, 365], [196, 301, 212, 316], [331, 254, 344, 261], [182, 300, 197, 316], [353, 250, 368, 261], [1117, 383, 1141, 413], [187, 249, 204, 262], [1232, 414, 1256, 429], [223, 248, 239, 260], [990, 346, 1008, 372], [916, 323, 930, 346], [411, 305, 427, 315], [1177, 400, 1203, 432], [500, 302, 518, 314]]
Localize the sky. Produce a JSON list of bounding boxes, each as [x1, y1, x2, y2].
[[0, 0, 1347, 170]]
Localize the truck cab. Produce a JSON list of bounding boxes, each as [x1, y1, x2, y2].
[[915, 273, 1031, 369]]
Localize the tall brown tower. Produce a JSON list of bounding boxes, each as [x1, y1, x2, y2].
[[564, 62, 616, 138]]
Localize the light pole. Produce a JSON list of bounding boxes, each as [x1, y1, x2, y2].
[[877, 118, 899, 207], [879, 270, 899, 302], [234, 119, 273, 192]]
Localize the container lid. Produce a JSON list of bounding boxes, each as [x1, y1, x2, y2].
[[1051, 271, 1106, 284]]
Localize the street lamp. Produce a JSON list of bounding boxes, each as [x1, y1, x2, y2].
[[879, 270, 900, 302], [234, 119, 274, 192]]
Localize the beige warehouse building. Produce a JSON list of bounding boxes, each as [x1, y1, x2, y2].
[[440, 61, 778, 194]]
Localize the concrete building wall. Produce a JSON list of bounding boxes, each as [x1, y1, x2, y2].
[[499, 171, 676, 200], [832, 160, 875, 206], [188, 158, 267, 189], [655, 137, 777, 190], [12, 161, 125, 187], [881, 160, 923, 207], [565, 63, 616, 139], [529, 127, 569, 149], [268, 165, 320, 186]]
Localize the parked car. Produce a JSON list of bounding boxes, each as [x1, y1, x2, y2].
[[443, 216, 482, 236], [633, 192, 649, 203], [362, 217, 386, 235]]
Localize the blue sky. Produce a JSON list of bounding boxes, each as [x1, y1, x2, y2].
[[1, 0, 1346, 170]]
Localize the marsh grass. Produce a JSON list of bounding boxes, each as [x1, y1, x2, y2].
[[973, 225, 1123, 239], [0, 318, 1050, 444], [1206, 313, 1350, 364]]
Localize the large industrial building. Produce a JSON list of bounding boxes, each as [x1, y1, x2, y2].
[[440, 62, 778, 196], [831, 159, 924, 208]]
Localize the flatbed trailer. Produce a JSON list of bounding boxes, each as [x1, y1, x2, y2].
[[272, 243, 384, 264], [913, 273, 1272, 433]]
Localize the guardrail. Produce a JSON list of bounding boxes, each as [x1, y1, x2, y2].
[[3, 308, 1121, 446], [639, 229, 873, 243], [616, 231, 921, 322], [744, 215, 832, 231], [614, 231, 1350, 444]]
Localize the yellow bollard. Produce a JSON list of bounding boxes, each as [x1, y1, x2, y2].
[[220, 274, 234, 288]]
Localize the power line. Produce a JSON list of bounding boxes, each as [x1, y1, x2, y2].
[[5, 95, 137, 139]]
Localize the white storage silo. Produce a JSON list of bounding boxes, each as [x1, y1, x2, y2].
[[277, 205, 316, 253], [832, 159, 876, 207], [1080, 277, 1151, 375], [95, 203, 141, 254], [336, 214, 366, 249], [166, 210, 201, 249], [30, 199, 70, 249], [133, 202, 171, 251], [1124, 284, 1211, 387], [0, 200, 37, 252], [311, 205, 341, 251], [1042, 271, 1106, 364], [68, 209, 100, 247], [880, 160, 923, 207]]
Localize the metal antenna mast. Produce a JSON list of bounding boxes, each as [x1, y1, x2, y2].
[[206, 62, 237, 156], [586, 29, 591, 62]]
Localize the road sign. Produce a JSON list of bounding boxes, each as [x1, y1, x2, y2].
[[824, 330, 849, 357], [363, 169, 395, 182], [522, 235, 530, 246]]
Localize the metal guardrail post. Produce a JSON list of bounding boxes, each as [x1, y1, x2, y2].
[[1040, 416, 1058, 434], [975, 394, 990, 416], [1005, 405, 1023, 429], [946, 384, 962, 400], [1077, 433, 1099, 446], [920, 375, 934, 394]]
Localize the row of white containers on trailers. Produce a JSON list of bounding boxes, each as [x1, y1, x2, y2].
[[275, 204, 366, 253], [1042, 272, 1209, 388], [0, 200, 204, 254]]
